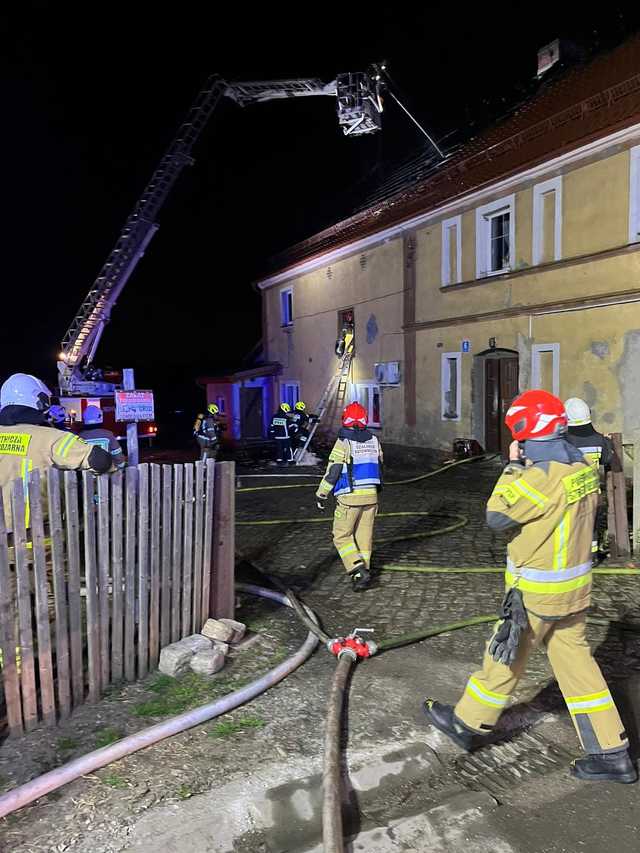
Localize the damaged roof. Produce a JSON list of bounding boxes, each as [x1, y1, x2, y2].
[[263, 33, 640, 281]]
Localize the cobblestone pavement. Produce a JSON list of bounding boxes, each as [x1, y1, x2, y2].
[[237, 445, 640, 691], [3, 445, 640, 852]]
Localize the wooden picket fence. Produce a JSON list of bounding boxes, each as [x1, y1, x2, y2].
[[0, 460, 236, 737]]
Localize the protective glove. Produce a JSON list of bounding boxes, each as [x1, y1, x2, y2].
[[316, 496, 327, 512], [488, 588, 528, 667]]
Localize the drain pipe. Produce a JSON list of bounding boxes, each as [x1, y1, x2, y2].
[[0, 584, 318, 819]]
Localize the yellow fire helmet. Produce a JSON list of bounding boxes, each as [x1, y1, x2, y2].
[[207, 403, 219, 415], [295, 401, 306, 411], [280, 402, 292, 413]]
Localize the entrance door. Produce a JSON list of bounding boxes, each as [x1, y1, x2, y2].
[[484, 357, 519, 455], [240, 387, 263, 438]]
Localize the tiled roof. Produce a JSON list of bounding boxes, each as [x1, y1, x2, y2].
[[264, 34, 640, 279]]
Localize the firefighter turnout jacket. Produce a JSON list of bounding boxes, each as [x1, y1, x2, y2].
[[0, 406, 113, 531], [486, 449, 599, 618], [566, 424, 613, 471], [79, 427, 126, 469], [316, 428, 383, 506]]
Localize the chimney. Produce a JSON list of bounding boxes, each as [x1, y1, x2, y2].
[[537, 39, 560, 77]]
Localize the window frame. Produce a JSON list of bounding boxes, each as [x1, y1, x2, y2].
[[475, 194, 515, 278], [441, 352, 462, 422], [280, 286, 294, 327], [532, 176, 562, 265], [629, 145, 640, 244], [353, 381, 382, 428], [441, 214, 462, 285], [280, 380, 300, 409], [531, 343, 560, 397]]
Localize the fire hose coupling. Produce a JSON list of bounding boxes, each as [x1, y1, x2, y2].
[[327, 628, 378, 660]]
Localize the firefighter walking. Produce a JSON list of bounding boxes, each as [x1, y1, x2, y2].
[[315, 402, 382, 591], [194, 403, 225, 462], [423, 390, 636, 784]]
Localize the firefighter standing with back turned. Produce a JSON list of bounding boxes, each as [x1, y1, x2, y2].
[[564, 397, 613, 561], [315, 401, 383, 591], [269, 402, 297, 465], [422, 390, 636, 784], [0, 374, 113, 532]]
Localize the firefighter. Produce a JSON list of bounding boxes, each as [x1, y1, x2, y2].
[[80, 405, 126, 470], [315, 401, 383, 591], [291, 401, 318, 453], [269, 402, 297, 465], [194, 403, 225, 462], [335, 311, 355, 358], [422, 390, 636, 784], [0, 374, 113, 531], [565, 397, 613, 560], [47, 403, 69, 430]]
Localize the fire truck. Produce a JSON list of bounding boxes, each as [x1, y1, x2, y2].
[[55, 70, 385, 446]]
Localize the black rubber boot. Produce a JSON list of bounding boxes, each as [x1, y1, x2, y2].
[[349, 564, 372, 591], [571, 750, 638, 784], [422, 700, 483, 751]]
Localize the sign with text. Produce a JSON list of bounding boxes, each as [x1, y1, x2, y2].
[[115, 390, 155, 422], [461, 339, 471, 353]]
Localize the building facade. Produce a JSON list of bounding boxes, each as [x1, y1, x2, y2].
[[258, 37, 640, 455]]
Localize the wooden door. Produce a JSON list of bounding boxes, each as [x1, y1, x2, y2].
[[240, 388, 263, 438], [484, 356, 519, 455]]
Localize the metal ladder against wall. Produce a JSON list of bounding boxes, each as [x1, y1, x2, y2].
[[294, 348, 354, 463]]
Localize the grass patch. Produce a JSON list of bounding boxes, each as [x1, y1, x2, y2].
[[57, 736, 79, 752], [95, 727, 124, 748], [133, 672, 242, 718], [208, 716, 265, 738], [101, 773, 128, 789], [176, 783, 193, 800]]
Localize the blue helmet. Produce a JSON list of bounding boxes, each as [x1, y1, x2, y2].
[[83, 405, 103, 426]]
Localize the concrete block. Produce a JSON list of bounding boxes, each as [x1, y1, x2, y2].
[[159, 643, 194, 678], [202, 618, 235, 643], [190, 648, 226, 676], [181, 634, 214, 653], [219, 618, 246, 643]]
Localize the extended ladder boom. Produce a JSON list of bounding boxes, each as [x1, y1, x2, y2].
[[58, 70, 383, 394]]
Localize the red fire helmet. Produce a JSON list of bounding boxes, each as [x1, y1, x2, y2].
[[505, 390, 568, 441], [342, 402, 368, 428]]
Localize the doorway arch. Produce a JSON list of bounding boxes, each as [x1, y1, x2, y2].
[[472, 348, 520, 455]]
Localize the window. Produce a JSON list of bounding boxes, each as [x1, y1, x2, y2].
[[532, 177, 562, 264], [215, 396, 225, 414], [441, 215, 462, 285], [441, 352, 461, 421], [476, 195, 515, 278], [629, 145, 640, 243], [531, 343, 560, 397], [280, 286, 293, 327], [280, 381, 300, 409], [354, 382, 381, 427]]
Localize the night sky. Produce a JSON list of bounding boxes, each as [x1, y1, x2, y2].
[[2, 2, 640, 414]]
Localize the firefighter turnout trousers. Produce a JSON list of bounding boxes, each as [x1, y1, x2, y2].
[[332, 500, 377, 572], [455, 611, 628, 754]]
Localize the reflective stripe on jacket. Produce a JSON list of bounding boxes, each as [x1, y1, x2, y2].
[[486, 460, 599, 617]]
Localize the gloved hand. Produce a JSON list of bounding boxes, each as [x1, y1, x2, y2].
[[488, 588, 528, 666], [316, 496, 327, 512]]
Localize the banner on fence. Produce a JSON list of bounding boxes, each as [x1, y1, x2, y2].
[[115, 390, 155, 422]]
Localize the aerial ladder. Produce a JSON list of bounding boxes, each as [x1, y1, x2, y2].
[[57, 71, 385, 398]]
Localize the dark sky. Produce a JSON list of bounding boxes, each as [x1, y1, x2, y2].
[[2, 2, 640, 407]]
